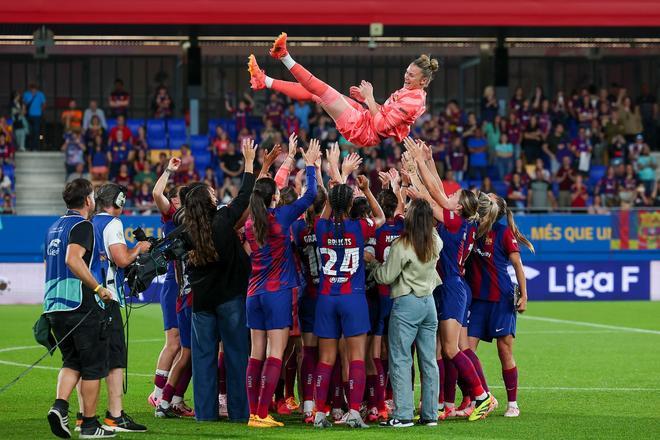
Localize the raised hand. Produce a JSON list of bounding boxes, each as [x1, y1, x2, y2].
[[342, 153, 363, 178], [288, 133, 298, 159], [358, 80, 374, 100], [406, 186, 421, 200], [262, 144, 282, 171], [403, 137, 423, 160], [326, 142, 340, 167], [302, 138, 321, 166], [350, 86, 366, 103], [378, 171, 391, 188], [356, 174, 370, 192], [241, 138, 258, 165], [417, 140, 433, 161], [167, 157, 181, 172]]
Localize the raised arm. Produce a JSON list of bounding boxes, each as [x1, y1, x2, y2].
[[404, 138, 455, 211], [341, 152, 363, 183], [357, 175, 385, 228], [280, 139, 322, 227], [153, 157, 180, 215], [326, 142, 342, 185], [357, 81, 381, 117], [388, 168, 405, 218], [222, 138, 258, 226], [260, 143, 283, 181]]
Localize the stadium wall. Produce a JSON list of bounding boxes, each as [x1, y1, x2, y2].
[[0, 212, 658, 304]]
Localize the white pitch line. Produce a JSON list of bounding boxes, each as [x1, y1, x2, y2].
[[521, 315, 660, 335], [520, 330, 617, 334]]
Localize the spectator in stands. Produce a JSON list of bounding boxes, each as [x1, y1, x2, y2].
[[61, 131, 86, 177], [608, 134, 627, 164], [461, 112, 478, 142], [1, 193, 14, 214], [109, 78, 130, 118], [446, 137, 467, 182], [264, 93, 284, 129], [108, 128, 132, 178], [495, 132, 514, 179], [519, 99, 532, 129], [480, 85, 498, 123], [260, 120, 279, 147], [618, 164, 638, 205], [636, 84, 657, 149], [510, 87, 524, 114], [294, 101, 312, 132], [212, 128, 231, 157], [0, 117, 12, 142], [480, 176, 494, 194], [218, 179, 239, 204], [532, 85, 546, 111], [203, 167, 219, 189], [84, 115, 105, 151], [153, 85, 174, 119], [225, 93, 254, 132], [483, 114, 501, 163], [506, 172, 527, 211], [589, 119, 606, 165], [89, 139, 109, 182], [83, 100, 107, 131], [522, 115, 543, 163], [603, 111, 625, 147], [220, 141, 244, 186], [628, 134, 646, 163], [109, 115, 132, 143], [0, 132, 15, 166], [467, 127, 488, 180], [237, 127, 255, 145], [134, 182, 155, 214], [115, 163, 132, 188], [571, 127, 593, 175], [0, 167, 12, 195], [588, 194, 607, 214], [636, 144, 657, 195], [595, 166, 619, 207], [619, 95, 643, 144], [134, 161, 157, 186], [66, 162, 90, 183], [23, 82, 46, 150], [178, 144, 195, 173], [570, 175, 589, 211], [174, 166, 200, 186], [154, 152, 168, 175], [534, 158, 551, 182], [538, 99, 553, 139], [10, 91, 29, 152], [527, 169, 556, 213], [555, 156, 576, 208], [283, 103, 300, 136], [133, 126, 149, 153], [506, 112, 522, 156], [133, 149, 148, 175], [61, 99, 83, 133]]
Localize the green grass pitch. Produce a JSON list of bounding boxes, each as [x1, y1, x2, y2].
[[0, 302, 659, 439]]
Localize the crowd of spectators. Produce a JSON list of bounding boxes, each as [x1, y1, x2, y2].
[[2, 77, 660, 215]]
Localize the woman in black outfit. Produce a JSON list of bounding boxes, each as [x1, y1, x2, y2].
[[184, 138, 258, 422]]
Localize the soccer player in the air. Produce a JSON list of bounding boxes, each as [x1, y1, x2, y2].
[[466, 194, 534, 418], [248, 33, 436, 148], [312, 176, 385, 429], [243, 139, 321, 428]]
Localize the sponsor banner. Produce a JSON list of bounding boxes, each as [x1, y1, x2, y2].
[[611, 210, 660, 250], [0, 262, 162, 305], [508, 261, 651, 301], [514, 215, 613, 253]]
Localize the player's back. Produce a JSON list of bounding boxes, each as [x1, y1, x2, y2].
[[374, 216, 405, 296], [437, 210, 475, 280], [315, 217, 376, 296], [468, 222, 518, 302], [291, 218, 321, 298]]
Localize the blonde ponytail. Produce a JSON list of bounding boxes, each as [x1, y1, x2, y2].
[[477, 192, 500, 238], [505, 207, 535, 253]]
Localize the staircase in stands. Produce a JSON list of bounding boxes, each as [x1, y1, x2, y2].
[[14, 151, 66, 215]]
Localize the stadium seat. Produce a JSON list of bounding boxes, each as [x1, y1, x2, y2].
[[126, 119, 144, 137], [194, 152, 212, 171], [146, 119, 166, 140], [169, 136, 188, 151], [493, 180, 508, 197], [487, 165, 500, 180], [106, 118, 117, 133], [149, 137, 168, 150], [190, 134, 209, 153], [589, 165, 607, 187], [207, 119, 222, 137], [168, 118, 187, 138]]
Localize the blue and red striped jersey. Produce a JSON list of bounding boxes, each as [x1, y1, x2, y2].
[[467, 222, 520, 302], [374, 215, 405, 297], [291, 217, 321, 298], [246, 166, 317, 296], [315, 217, 376, 296], [436, 209, 476, 279]]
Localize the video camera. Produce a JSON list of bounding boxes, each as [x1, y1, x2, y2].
[[125, 219, 192, 294]]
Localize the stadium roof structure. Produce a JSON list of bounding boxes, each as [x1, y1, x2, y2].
[[2, 0, 660, 28]]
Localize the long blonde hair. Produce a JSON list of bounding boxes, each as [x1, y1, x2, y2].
[[494, 195, 535, 253], [477, 192, 500, 238]]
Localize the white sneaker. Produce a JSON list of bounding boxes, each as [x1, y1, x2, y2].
[[218, 394, 228, 417], [504, 405, 520, 417], [344, 409, 370, 429], [331, 408, 345, 423]]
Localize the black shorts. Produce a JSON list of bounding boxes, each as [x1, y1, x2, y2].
[[107, 303, 127, 370], [47, 308, 109, 380]]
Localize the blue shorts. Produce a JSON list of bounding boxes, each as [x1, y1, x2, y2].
[[436, 277, 470, 326], [373, 295, 393, 336], [314, 293, 370, 339], [246, 289, 293, 331], [160, 275, 179, 331], [468, 299, 517, 343], [299, 295, 317, 334], [177, 305, 192, 349], [367, 294, 379, 336]]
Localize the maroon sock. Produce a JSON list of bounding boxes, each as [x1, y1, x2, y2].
[[463, 349, 489, 393], [161, 383, 176, 404], [274, 378, 285, 401], [154, 373, 167, 389], [451, 352, 485, 398], [502, 367, 518, 402], [348, 360, 366, 412], [301, 346, 317, 401], [373, 357, 386, 409], [217, 353, 227, 395], [285, 353, 298, 399], [443, 358, 457, 406], [246, 357, 264, 415], [457, 377, 473, 400], [314, 362, 333, 411], [257, 357, 283, 419], [329, 361, 343, 408], [437, 359, 445, 404], [174, 365, 192, 398], [366, 374, 377, 408]]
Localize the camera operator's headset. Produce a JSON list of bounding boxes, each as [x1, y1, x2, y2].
[[110, 184, 128, 209]]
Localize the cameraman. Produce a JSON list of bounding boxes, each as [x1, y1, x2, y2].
[[184, 139, 257, 421], [44, 179, 114, 439], [72, 183, 150, 433]]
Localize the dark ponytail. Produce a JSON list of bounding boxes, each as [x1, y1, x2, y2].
[[328, 184, 354, 238], [377, 189, 399, 220], [305, 185, 327, 230], [249, 178, 277, 247]]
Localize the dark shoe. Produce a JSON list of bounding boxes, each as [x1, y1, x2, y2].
[[155, 403, 180, 418], [79, 417, 116, 439], [103, 411, 147, 432], [417, 418, 438, 426], [379, 418, 414, 428], [47, 405, 71, 439]]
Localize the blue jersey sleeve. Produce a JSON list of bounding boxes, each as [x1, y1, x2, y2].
[[277, 166, 318, 229]]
